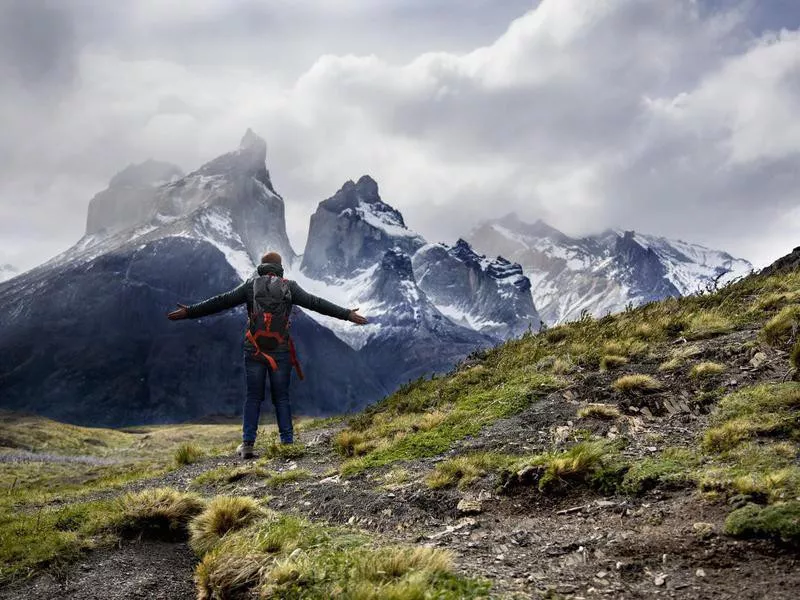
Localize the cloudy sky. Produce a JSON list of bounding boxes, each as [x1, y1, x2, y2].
[[1, 0, 799, 272]]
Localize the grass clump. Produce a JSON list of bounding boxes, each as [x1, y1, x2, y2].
[[600, 355, 628, 371], [577, 403, 621, 420], [658, 357, 684, 372], [195, 513, 489, 600], [503, 441, 623, 493], [724, 502, 800, 545], [685, 312, 733, 340], [189, 496, 262, 555], [791, 339, 800, 372], [702, 383, 800, 452], [426, 453, 511, 489], [756, 291, 800, 311], [621, 448, 698, 494], [174, 443, 205, 466], [612, 374, 661, 393], [690, 362, 726, 378], [762, 305, 800, 344], [112, 487, 205, 540], [265, 469, 312, 488], [260, 437, 306, 460]]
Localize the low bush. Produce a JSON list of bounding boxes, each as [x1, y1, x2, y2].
[[724, 501, 800, 545]]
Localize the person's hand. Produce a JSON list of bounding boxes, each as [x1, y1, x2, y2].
[[167, 303, 190, 320], [348, 308, 368, 325]]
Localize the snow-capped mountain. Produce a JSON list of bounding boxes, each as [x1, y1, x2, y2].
[[468, 213, 753, 325], [0, 131, 384, 425], [0, 131, 534, 426], [296, 176, 539, 346], [0, 264, 18, 283]]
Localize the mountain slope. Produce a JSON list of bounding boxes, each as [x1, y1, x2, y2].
[[468, 213, 752, 324]]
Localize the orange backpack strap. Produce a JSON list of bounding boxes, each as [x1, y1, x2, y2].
[[288, 338, 304, 380]]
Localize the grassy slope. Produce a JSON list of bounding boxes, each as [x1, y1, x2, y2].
[[1, 260, 798, 595]]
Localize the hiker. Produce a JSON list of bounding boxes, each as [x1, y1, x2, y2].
[[167, 251, 367, 457]]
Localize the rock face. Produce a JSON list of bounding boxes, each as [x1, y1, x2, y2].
[[468, 214, 753, 325], [0, 133, 533, 426], [301, 175, 425, 280], [413, 239, 541, 339]]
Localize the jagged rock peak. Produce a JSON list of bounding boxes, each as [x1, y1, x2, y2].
[[240, 128, 267, 156], [108, 160, 183, 189], [196, 129, 272, 188]]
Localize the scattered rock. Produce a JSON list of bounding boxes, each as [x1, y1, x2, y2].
[[750, 352, 767, 369], [457, 498, 483, 514], [654, 574, 667, 586], [696, 568, 707, 578], [693, 522, 715, 539]]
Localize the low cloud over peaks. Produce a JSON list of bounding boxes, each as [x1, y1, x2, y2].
[[1, 0, 798, 270]]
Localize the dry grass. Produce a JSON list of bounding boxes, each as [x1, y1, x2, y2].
[[685, 312, 733, 340], [690, 362, 726, 378], [762, 305, 800, 344], [658, 357, 684, 372], [189, 496, 262, 555], [599, 355, 628, 371], [174, 443, 205, 466], [426, 453, 510, 489], [113, 487, 205, 540], [612, 374, 661, 393], [577, 404, 621, 420], [265, 469, 312, 488]]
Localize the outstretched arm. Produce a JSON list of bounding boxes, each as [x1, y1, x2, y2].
[[289, 281, 368, 324], [167, 282, 249, 320]]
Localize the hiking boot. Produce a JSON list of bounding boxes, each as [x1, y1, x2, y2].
[[237, 441, 255, 459]]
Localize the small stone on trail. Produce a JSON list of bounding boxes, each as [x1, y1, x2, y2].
[[693, 522, 715, 538], [596, 570, 608, 578], [696, 568, 706, 578], [654, 574, 667, 586], [750, 352, 767, 368], [347, 516, 356, 525], [457, 498, 483, 514]]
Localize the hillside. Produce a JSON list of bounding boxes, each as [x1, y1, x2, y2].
[[1, 247, 798, 599]]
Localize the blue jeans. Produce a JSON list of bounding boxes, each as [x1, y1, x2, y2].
[[243, 350, 293, 444]]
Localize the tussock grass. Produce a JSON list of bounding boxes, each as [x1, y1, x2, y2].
[[612, 374, 661, 393], [113, 488, 205, 540], [174, 443, 205, 466], [333, 430, 370, 457], [600, 354, 628, 371], [685, 312, 733, 340], [551, 356, 576, 375], [621, 448, 698, 494], [762, 305, 800, 344], [658, 357, 684, 372], [189, 496, 262, 555], [195, 514, 489, 600], [426, 453, 511, 489], [703, 383, 800, 452], [577, 404, 621, 420], [504, 441, 622, 493], [265, 469, 312, 488], [756, 291, 800, 311], [791, 340, 800, 371], [690, 362, 726, 378], [725, 501, 800, 545]]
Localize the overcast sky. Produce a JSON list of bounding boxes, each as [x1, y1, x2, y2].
[[1, 0, 798, 271]]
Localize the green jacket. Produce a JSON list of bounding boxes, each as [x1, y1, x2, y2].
[[186, 263, 351, 329]]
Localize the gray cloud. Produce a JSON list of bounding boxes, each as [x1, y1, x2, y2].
[[0, 0, 798, 272]]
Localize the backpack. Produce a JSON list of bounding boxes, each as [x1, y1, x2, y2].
[[245, 274, 304, 378]]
